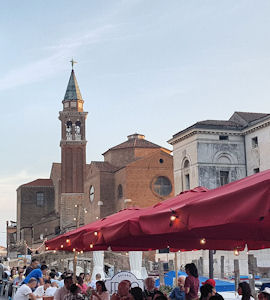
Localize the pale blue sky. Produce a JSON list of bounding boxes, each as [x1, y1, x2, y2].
[[1, 0, 270, 245]]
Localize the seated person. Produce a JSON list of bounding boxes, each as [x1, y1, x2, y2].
[[111, 280, 132, 300], [169, 276, 185, 300], [92, 280, 109, 300], [143, 277, 158, 300], [14, 278, 37, 300], [34, 279, 51, 299], [64, 283, 84, 300]]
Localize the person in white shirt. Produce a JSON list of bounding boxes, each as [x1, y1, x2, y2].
[[54, 276, 73, 300], [14, 278, 37, 300], [46, 281, 58, 296], [34, 279, 51, 299], [90, 274, 101, 289]]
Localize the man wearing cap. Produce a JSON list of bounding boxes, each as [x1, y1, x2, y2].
[[202, 279, 222, 297], [202, 280, 215, 290]]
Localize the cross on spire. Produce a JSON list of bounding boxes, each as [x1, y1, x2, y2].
[[70, 58, 77, 70]]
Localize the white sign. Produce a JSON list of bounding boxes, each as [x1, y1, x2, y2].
[[105, 271, 144, 294]]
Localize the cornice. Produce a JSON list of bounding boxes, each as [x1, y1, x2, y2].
[[169, 119, 270, 145]]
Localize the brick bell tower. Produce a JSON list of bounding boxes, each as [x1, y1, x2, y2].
[[59, 62, 88, 230]]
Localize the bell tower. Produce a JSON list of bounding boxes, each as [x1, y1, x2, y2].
[[59, 63, 88, 194]]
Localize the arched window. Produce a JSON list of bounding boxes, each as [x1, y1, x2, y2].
[[183, 159, 190, 168], [217, 155, 231, 164], [153, 176, 172, 197], [89, 185, 95, 202], [75, 121, 81, 133], [75, 121, 81, 140], [66, 121, 72, 140], [118, 184, 123, 199]]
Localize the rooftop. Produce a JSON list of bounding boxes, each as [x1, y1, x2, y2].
[[21, 179, 54, 187], [171, 111, 270, 140], [91, 161, 119, 172], [105, 133, 162, 152]]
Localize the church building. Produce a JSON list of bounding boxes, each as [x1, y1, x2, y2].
[[15, 67, 174, 253]]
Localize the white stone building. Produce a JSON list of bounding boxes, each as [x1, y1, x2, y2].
[[168, 111, 270, 277]]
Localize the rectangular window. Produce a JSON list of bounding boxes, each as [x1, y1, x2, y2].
[[185, 174, 190, 190], [254, 168, 260, 174], [219, 135, 229, 141], [252, 137, 258, 148], [36, 192, 44, 207], [220, 171, 229, 186]]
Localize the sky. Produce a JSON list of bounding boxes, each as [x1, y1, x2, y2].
[[1, 0, 270, 246]]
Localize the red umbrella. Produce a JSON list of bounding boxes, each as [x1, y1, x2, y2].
[[96, 187, 208, 245], [45, 207, 147, 252], [102, 170, 270, 251], [87, 170, 270, 252], [46, 170, 270, 252], [45, 187, 208, 252]]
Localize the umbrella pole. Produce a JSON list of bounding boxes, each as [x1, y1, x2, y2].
[[73, 204, 81, 281], [174, 252, 178, 286], [209, 250, 214, 279]]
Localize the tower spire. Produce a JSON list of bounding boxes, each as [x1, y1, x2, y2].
[[64, 64, 82, 101]]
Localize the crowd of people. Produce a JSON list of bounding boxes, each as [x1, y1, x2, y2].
[[1, 259, 270, 300]]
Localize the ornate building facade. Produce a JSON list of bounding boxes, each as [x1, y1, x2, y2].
[[168, 111, 270, 276]]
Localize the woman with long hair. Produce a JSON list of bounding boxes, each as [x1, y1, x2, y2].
[[92, 280, 109, 300], [84, 273, 92, 286], [238, 282, 253, 300], [184, 263, 199, 300], [77, 276, 88, 295]]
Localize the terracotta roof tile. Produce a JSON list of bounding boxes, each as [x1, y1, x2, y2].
[[91, 162, 118, 172], [108, 138, 161, 151]]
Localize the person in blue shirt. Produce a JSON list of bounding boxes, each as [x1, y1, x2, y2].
[[23, 265, 48, 286], [169, 276, 186, 300]]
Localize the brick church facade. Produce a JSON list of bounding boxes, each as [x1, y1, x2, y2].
[[15, 68, 174, 251]]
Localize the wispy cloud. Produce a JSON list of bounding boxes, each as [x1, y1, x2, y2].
[[0, 170, 47, 202], [0, 24, 115, 92]]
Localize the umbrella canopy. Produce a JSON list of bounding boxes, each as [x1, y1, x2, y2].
[[46, 169, 270, 252], [45, 187, 208, 252], [102, 170, 270, 251], [45, 207, 148, 252]]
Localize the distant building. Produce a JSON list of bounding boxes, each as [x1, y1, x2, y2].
[[14, 68, 174, 256], [168, 111, 270, 194], [168, 111, 270, 276], [6, 221, 17, 258]]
